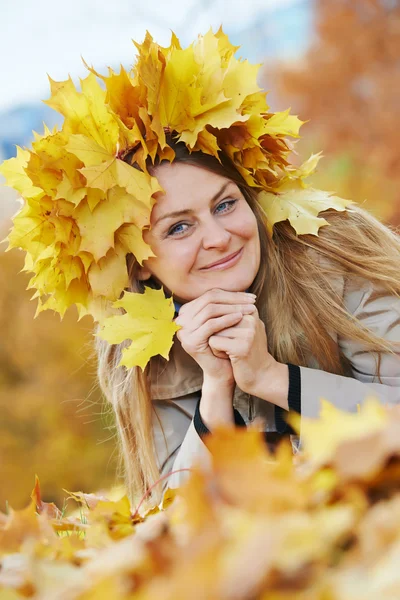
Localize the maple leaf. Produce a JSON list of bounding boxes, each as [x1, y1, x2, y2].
[[158, 45, 199, 131], [166, 470, 219, 536], [44, 73, 119, 153], [282, 151, 324, 185], [96, 287, 180, 370], [66, 134, 111, 167], [116, 222, 156, 266], [31, 475, 63, 519], [258, 186, 355, 236], [63, 489, 112, 511], [192, 129, 221, 159], [74, 187, 152, 262], [87, 245, 129, 301], [0, 499, 45, 556], [33, 277, 91, 319], [80, 155, 162, 201], [257, 108, 305, 138], [55, 173, 87, 206], [291, 398, 400, 482], [204, 424, 309, 514], [291, 397, 388, 468], [0, 147, 43, 199], [88, 63, 142, 126], [138, 27, 261, 148]]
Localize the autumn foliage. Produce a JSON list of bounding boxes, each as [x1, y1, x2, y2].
[[2, 399, 400, 598], [0, 28, 354, 371], [2, 9, 400, 595], [0, 244, 116, 511], [267, 0, 400, 227]]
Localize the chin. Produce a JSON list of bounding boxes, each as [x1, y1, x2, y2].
[[216, 271, 257, 292]]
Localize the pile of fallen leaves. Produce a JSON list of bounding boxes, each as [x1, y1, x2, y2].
[[2, 398, 400, 599]]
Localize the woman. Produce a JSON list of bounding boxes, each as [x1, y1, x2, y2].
[[96, 129, 400, 507], [1, 29, 400, 510]]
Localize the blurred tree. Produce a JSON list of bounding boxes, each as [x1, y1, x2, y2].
[[265, 0, 400, 226], [0, 235, 118, 510]]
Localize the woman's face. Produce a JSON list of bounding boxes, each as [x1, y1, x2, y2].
[[140, 162, 261, 303]]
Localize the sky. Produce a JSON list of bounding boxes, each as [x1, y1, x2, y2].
[[0, 0, 311, 112]]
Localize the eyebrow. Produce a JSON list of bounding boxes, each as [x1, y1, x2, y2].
[[153, 181, 234, 227]]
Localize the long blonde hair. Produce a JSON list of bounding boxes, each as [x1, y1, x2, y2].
[[94, 138, 400, 509]]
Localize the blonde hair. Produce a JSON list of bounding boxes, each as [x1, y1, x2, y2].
[[94, 138, 400, 510]]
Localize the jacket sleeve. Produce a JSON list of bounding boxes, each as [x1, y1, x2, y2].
[[299, 277, 400, 421], [152, 392, 247, 492], [151, 392, 210, 491]]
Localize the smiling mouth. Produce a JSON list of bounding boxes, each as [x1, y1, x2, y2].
[[200, 247, 243, 271]]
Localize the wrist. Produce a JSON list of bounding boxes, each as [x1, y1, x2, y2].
[[202, 371, 235, 391], [200, 376, 235, 429], [251, 361, 289, 410]]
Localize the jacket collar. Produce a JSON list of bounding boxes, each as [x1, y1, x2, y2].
[[149, 337, 203, 399]]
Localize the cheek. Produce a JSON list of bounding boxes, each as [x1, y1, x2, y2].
[[171, 244, 197, 271], [156, 240, 198, 275], [235, 210, 259, 240]]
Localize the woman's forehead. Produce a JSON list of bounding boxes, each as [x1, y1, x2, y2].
[[151, 162, 236, 215]]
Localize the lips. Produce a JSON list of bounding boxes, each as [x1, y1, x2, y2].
[[200, 248, 242, 270]]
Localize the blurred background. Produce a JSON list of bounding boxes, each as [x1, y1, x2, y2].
[[1, 0, 399, 510]]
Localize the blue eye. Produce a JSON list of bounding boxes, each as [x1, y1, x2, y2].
[[166, 198, 237, 237], [167, 222, 189, 236], [215, 199, 237, 213]]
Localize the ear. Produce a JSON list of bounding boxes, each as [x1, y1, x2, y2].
[[136, 264, 152, 281]]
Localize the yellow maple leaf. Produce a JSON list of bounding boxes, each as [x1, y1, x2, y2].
[[55, 173, 87, 206], [74, 187, 151, 262], [138, 28, 261, 149], [34, 277, 90, 319], [192, 129, 221, 159], [283, 152, 324, 185], [87, 244, 129, 301], [259, 108, 305, 138], [291, 398, 388, 467], [93, 64, 142, 125], [28, 248, 84, 294], [158, 45, 199, 131], [44, 73, 119, 153], [97, 287, 180, 370], [25, 152, 62, 197], [80, 155, 161, 204], [66, 133, 111, 167], [0, 499, 43, 556], [0, 146, 43, 199], [116, 222, 156, 266], [258, 186, 355, 237]]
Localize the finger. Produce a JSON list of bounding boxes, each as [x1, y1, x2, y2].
[[212, 326, 249, 338], [189, 302, 256, 330], [209, 334, 240, 356], [210, 347, 230, 359], [210, 314, 257, 337], [194, 312, 244, 341], [178, 288, 256, 320]]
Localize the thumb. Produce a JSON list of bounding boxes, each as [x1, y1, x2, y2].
[[210, 345, 229, 359], [209, 335, 237, 357]]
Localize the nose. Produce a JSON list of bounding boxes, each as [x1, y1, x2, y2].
[[201, 216, 232, 250]]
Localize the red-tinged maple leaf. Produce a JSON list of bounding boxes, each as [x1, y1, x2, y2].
[[62, 489, 111, 511], [0, 499, 56, 556], [31, 475, 63, 519], [203, 424, 310, 514]]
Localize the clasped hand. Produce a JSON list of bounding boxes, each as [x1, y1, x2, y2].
[[175, 288, 277, 394]]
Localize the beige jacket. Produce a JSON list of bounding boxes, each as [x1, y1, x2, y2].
[[149, 271, 400, 490]]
